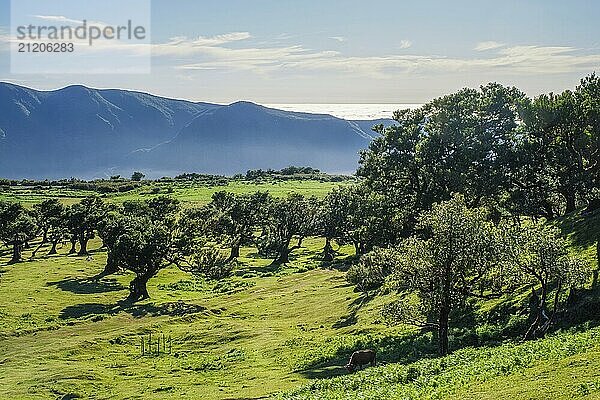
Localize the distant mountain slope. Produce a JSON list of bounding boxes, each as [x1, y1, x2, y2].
[[0, 83, 390, 179], [0, 83, 216, 178], [129, 102, 376, 175]]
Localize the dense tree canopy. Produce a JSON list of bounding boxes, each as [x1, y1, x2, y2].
[[111, 215, 172, 301], [337, 185, 400, 256], [258, 193, 317, 265], [359, 74, 600, 227], [206, 191, 270, 261], [358, 84, 525, 229], [502, 222, 590, 339], [33, 199, 64, 244], [32, 199, 66, 256], [97, 196, 182, 294], [131, 171, 145, 181], [317, 188, 351, 261], [384, 194, 504, 355], [0, 201, 37, 263], [66, 197, 107, 255]]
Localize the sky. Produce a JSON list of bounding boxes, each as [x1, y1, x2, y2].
[[0, 0, 599, 103]]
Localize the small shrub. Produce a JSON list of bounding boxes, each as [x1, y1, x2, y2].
[[211, 279, 255, 294], [191, 247, 235, 280], [347, 248, 395, 293], [158, 279, 207, 292]]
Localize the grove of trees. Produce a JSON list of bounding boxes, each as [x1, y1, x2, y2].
[[0, 73, 598, 356], [359, 75, 600, 222]]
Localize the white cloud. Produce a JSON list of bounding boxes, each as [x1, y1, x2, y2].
[[192, 32, 251, 46], [474, 41, 506, 51], [152, 32, 252, 56], [29, 15, 111, 30], [275, 33, 294, 40], [399, 40, 412, 49], [329, 36, 346, 43], [171, 39, 600, 78], [3, 28, 599, 79], [32, 15, 84, 24]]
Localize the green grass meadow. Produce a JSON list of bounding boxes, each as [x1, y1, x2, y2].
[[0, 181, 599, 399], [0, 180, 348, 207], [0, 235, 396, 399]]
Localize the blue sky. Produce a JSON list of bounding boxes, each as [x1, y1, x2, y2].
[[1, 0, 599, 103]]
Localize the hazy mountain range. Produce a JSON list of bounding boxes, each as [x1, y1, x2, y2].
[[0, 82, 391, 179]]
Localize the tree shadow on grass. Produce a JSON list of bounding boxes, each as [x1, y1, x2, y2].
[[243, 251, 265, 260], [297, 332, 437, 380], [47, 277, 126, 294], [321, 254, 358, 273], [556, 208, 599, 248], [301, 289, 436, 380], [298, 365, 348, 379], [304, 285, 600, 381], [332, 313, 358, 328], [331, 282, 354, 289], [60, 303, 113, 319], [59, 300, 213, 320], [127, 301, 210, 318], [249, 263, 281, 275], [332, 292, 375, 329]]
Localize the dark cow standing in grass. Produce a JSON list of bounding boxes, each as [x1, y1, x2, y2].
[[345, 349, 376, 372]]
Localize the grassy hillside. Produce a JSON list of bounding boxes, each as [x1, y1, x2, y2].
[[0, 185, 598, 399], [281, 326, 600, 400], [557, 207, 600, 271], [278, 209, 600, 400], [0, 179, 349, 206], [0, 235, 406, 399]]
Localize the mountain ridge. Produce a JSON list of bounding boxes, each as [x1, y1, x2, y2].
[[0, 82, 390, 179]]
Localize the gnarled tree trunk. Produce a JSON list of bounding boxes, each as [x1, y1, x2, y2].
[[525, 283, 550, 340], [99, 251, 119, 277], [563, 191, 577, 214], [48, 240, 58, 255], [9, 242, 23, 264], [69, 235, 77, 254], [437, 264, 451, 356], [126, 273, 151, 302], [354, 241, 366, 257], [593, 240, 599, 288], [274, 249, 290, 265], [226, 243, 240, 263], [78, 234, 89, 256], [273, 240, 292, 265], [31, 241, 45, 258], [322, 237, 334, 262]]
